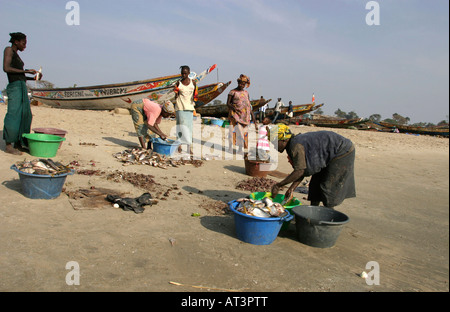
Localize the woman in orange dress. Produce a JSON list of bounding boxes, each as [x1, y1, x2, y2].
[[226, 74, 257, 154]]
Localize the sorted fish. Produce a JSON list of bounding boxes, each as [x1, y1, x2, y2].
[[14, 159, 72, 176], [235, 197, 287, 218], [112, 148, 204, 168]]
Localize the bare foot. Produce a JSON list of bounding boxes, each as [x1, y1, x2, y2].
[[5, 144, 23, 155], [14, 143, 28, 152]]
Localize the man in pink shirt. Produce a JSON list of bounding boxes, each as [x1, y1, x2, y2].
[[130, 99, 175, 150]]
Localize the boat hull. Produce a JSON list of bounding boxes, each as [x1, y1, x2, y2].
[[376, 122, 449, 137], [31, 64, 217, 110], [302, 117, 367, 128], [265, 103, 323, 118], [197, 98, 272, 118]]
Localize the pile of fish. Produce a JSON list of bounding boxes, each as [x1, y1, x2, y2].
[[112, 148, 203, 168], [235, 177, 278, 192], [106, 170, 160, 190], [235, 197, 287, 218], [14, 159, 72, 175]]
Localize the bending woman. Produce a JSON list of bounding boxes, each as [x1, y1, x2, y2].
[[130, 99, 175, 150], [2, 32, 39, 155]]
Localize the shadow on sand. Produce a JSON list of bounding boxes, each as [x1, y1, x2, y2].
[[182, 185, 250, 240], [102, 136, 140, 148], [2, 178, 24, 196]]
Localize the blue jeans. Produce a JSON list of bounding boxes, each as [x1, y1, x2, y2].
[[272, 112, 280, 123]]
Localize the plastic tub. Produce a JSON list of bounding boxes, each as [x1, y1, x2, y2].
[[22, 133, 65, 158], [249, 192, 302, 231], [292, 206, 350, 248], [32, 128, 67, 149], [228, 199, 293, 245], [244, 158, 271, 178], [152, 138, 181, 156], [11, 165, 74, 199], [209, 118, 224, 127]]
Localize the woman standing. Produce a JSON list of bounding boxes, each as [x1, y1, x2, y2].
[[226, 74, 257, 154], [3, 32, 39, 155], [174, 65, 198, 155]]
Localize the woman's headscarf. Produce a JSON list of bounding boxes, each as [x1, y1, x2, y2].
[[269, 123, 293, 141], [237, 74, 251, 88], [162, 100, 175, 114]]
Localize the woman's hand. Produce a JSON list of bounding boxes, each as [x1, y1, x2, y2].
[[271, 183, 282, 198], [284, 188, 294, 204]]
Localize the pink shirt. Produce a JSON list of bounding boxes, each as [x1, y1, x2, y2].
[[257, 125, 270, 151], [143, 98, 162, 126]]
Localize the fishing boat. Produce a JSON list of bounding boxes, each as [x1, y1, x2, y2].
[[265, 103, 324, 118], [30, 64, 217, 110], [375, 122, 449, 137], [301, 117, 368, 128], [196, 98, 272, 118], [195, 81, 232, 108], [251, 98, 272, 111]]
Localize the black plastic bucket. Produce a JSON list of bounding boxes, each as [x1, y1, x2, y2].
[[292, 206, 350, 248]]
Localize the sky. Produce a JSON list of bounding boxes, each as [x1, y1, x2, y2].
[[0, 0, 448, 124]]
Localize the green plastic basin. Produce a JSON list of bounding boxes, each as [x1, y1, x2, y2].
[[249, 192, 302, 231], [22, 133, 65, 158]]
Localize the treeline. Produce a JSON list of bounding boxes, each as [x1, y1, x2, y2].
[[332, 108, 449, 127]]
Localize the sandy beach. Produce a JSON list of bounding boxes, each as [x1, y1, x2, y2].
[[0, 104, 448, 293]]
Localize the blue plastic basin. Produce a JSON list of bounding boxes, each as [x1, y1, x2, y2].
[[209, 118, 224, 127], [11, 165, 74, 199], [152, 138, 181, 156], [228, 200, 293, 245]]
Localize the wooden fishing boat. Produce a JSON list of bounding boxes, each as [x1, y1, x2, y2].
[[375, 122, 449, 137], [251, 98, 272, 111], [195, 81, 232, 108], [302, 117, 368, 128], [30, 64, 217, 110], [265, 103, 324, 118], [196, 103, 229, 118], [196, 98, 272, 118]]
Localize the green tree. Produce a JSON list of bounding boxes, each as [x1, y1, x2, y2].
[[334, 109, 346, 118], [369, 114, 382, 122], [334, 109, 359, 119], [346, 111, 359, 119], [382, 118, 397, 124], [437, 119, 449, 127], [314, 107, 324, 115], [392, 113, 410, 125]]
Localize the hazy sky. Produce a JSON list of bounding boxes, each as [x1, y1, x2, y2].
[[1, 0, 448, 123]]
